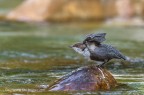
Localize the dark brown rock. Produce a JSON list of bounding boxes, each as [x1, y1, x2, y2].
[[48, 65, 117, 91]]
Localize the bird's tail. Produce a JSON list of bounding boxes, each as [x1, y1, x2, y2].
[[118, 53, 127, 60], [122, 55, 127, 60]]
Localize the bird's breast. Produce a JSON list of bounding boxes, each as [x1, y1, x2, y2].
[[89, 44, 97, 51], [83, 48, 90, 57]]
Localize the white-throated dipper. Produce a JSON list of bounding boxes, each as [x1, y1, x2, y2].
[[71, 42, 126, 67], [70, 33, 126, 67]]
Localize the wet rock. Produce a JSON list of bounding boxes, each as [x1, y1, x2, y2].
[[6, 0, 105, 22], [48, 65, 117, 91]]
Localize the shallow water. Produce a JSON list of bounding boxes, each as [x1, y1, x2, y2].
[[0, 0, 144, 95], [0, 21, 143, 95], [0, 0, 23, 15]]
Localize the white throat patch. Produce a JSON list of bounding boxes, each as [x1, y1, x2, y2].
[[72, 47, 90, 58], [89, 44, 96, 51]]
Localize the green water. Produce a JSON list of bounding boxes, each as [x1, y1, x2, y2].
[[0, 21, 143, 95], [0, 0, 23, 15], [0, 0, 144, 95]]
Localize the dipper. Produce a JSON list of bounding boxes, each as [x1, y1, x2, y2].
[[71, 42, 126, 67]]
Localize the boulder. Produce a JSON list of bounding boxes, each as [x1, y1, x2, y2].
[[6, 0, 51, 21], [116, 0, 135, 19], [6, 0, 144, 22], [106, 0, 144, 26], [6, 0, 105, 22], [103, 0, 117, 18], [48, 65, 117, 91]]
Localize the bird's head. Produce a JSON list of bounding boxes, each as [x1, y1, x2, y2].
[[70, 42, 86, 55]]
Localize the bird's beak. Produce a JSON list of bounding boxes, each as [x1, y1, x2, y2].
[[69, 45, 73, 48]]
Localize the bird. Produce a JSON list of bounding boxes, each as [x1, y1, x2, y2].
[[71, 41, 126, 67], [70, 42, 90, 59], [83, 33, 106, 45]]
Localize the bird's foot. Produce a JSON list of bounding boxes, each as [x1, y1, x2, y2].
[[97, 64, 105, 68]]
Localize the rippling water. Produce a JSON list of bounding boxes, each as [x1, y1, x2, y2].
[[0, 0, 144, 94], [0, 21, 143, 95]]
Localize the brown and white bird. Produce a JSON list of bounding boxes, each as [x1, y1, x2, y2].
[[71, 32, 107, 61], [71, 42, 126, 67], [70, 32, 126, 67], [70, 42, 90, 59]]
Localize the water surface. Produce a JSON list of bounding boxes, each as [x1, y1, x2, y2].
[[0, 0, 144, 95], [0, 21, 143, 95]]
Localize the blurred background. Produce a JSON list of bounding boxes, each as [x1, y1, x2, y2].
[[0, 0, 144, 94]]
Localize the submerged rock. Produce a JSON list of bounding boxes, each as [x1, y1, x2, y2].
[[48, 65, 117, 91]]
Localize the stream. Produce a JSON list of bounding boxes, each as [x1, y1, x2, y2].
[[0, 0, 144, 95]]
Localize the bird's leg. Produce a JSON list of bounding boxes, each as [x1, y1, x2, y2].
[[98, 60, 108, 68], [100, 62, 106, 68]]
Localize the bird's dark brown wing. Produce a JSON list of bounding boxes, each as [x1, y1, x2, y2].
[[102, 44, 126, 60], [83, 33, 106, 44]]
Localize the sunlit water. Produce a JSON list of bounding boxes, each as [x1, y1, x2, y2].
[[0, 0, 144, 95]]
